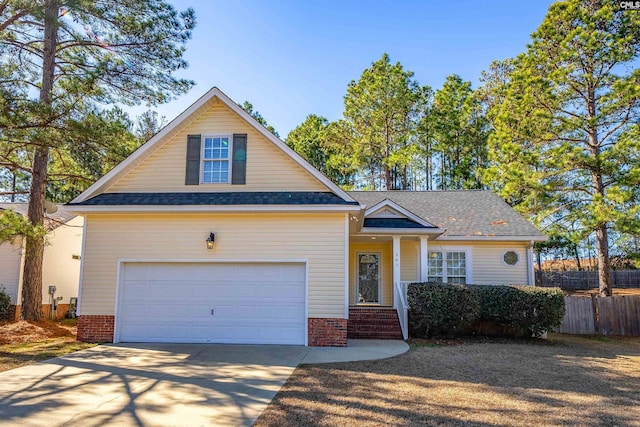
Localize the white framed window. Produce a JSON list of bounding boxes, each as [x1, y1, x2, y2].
[[202, 135, 231, 183], [427, 249, 471, 284]]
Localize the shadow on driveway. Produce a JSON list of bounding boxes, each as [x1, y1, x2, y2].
[[0, 343, 308, 427]]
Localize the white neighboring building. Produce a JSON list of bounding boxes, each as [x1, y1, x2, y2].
[[0, 203, 83, 321]]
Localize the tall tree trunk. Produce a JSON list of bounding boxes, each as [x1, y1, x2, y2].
[[573, 244, 582, 271], [369, 163, 376, 189], [440, 154, 445, 190], [596, 225, 612, 296], [425, 155, 431, 190], [585, 78, 611, 296], [384, 166, 392, 190], [384, 137, 393, 189], [21, 0, 58, 321], [402, 164, 408, 190]]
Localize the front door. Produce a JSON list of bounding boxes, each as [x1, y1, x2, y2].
[[357, 253, 380, 304]]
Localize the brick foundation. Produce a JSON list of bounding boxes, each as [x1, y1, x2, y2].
[[77, 315, 115, 342], [308, 318, 347, 347], [0, 305, 20, 322]]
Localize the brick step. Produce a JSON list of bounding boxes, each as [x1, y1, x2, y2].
[[347, 307, 404, 340]]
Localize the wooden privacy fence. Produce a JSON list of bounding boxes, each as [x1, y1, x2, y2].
[[557, 295, 640, 336], [537, 270, 640, 289]]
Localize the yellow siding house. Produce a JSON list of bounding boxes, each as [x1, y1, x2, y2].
[[68, 87, 545, 346]]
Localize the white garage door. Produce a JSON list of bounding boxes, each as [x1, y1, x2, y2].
[[117, 262, 306, 344]]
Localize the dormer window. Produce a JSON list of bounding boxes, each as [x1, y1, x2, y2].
[[202, 135, 231, 183]]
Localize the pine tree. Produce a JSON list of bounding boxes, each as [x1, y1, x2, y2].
[[483, 0, 640, 296], [0, 1, 195, 319]]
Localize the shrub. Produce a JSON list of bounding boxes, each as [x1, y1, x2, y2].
[[407, 283, 565, 339], [471, 285, 565, 337], [0, 286, 11, 317], [407, 283, 480, 338]]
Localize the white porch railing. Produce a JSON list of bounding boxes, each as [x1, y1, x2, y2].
[[400, 281, 414, 301], [393, 281, 409, 339]]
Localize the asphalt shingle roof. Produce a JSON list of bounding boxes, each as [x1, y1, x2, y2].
[[0, 203, 76, 231], [69, 192, 359, 206], [348, 191, 544, 238]]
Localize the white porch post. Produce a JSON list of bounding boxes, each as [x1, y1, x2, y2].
[[419, 235, 429, 282], [393, 236, 401, 288]]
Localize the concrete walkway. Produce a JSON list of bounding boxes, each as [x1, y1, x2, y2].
[[302, 339, 409, 363], [0, 340, 408, 427]]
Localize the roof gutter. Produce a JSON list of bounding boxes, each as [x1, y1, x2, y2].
[[435, 235, 547, 242], [66, 204, 363, 215], [357, 227, 446, 236]]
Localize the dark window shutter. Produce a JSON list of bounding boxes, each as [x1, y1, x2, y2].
[[231, 134, 247, 185], [185, 134, 201, 185]]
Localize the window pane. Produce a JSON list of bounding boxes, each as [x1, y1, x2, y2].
[[427, 252, 443, 281], [204, 137, 229, 160], [204, 138, 213, 159], [203, 161, 213, 183], [219, 161, 228, 182], [202, 160, 229, 183], [446, 252, 466, 284]]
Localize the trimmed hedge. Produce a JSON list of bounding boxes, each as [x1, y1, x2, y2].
[[407, 283, 565, 338], [472, 285, 565, 337], [408, 283, 480, 338], [0, 286, 10, 318]]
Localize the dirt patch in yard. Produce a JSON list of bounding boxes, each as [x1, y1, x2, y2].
[[0, 319, 95, 372], [256, 334, 640, 427]]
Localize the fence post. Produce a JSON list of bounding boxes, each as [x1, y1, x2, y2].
[[590, 294, 600, 334]]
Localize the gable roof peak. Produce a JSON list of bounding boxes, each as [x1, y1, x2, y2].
[[70, 86, 356, 205]]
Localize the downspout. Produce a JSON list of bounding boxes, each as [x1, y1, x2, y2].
[[527, 240, 535, 286]]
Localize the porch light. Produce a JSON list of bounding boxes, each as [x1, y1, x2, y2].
[[206, 232, 215, 249]]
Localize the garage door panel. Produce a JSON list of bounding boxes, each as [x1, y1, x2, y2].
[[284, 267, 306, 282], [118, 262, 306, 344], [234, 284, 258, 298], [146, 282, 189, 299], [122, 265, 150, 280], [263, 283, 305, 299], [120, 323, 212, 343], [121, 280, 149, 298], [281, 305, 306, 320]]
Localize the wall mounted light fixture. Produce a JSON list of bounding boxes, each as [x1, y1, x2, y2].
[[206, 232, 215, 249]]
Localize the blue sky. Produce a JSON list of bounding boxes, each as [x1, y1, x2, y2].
[[141, 0, 556, 137]]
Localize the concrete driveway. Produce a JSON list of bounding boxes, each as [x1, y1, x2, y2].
[[0, 341, 408, 427]]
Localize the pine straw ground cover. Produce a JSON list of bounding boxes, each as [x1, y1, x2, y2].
[[0, 319, 96, 372], [255, 334, 640, 427]]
